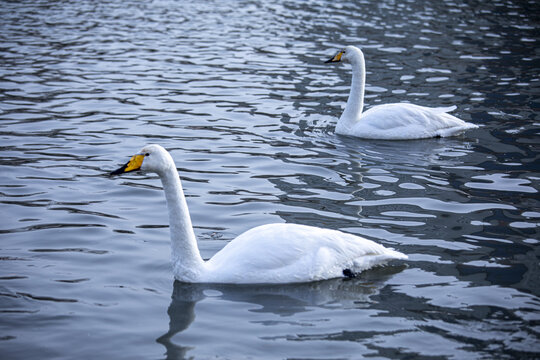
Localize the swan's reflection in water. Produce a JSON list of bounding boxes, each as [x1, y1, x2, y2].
[[157, 265, 406, 359]]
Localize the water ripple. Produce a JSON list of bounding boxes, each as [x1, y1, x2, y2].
[[349, 197, 516, 213]]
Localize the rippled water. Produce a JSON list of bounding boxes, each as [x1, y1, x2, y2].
[[1, 0, 539, 359]]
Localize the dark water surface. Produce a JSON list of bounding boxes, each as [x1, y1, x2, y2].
[[1, 0, 539, 359]]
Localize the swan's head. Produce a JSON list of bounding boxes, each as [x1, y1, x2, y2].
[[110, 144, 175, 176], [325, 45, 363, 64]]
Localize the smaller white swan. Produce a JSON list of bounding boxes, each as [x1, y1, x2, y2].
[[110, 144, 407, 284], [326, 45, 478, 140]]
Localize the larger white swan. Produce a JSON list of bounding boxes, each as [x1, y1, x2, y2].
[[326, 45, 478, 139], [110, 144, 407, 284]]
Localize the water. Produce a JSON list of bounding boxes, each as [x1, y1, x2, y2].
[[1, 0, 538, 358]]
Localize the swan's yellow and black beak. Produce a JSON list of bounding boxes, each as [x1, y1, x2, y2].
[[325, 50, 344, 63], [110, 154, 145, 176]]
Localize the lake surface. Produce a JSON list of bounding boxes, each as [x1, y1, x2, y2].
[[1, 0, 539, 359]]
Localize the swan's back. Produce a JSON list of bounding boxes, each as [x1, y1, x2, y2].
[[339, 103, 477, 140], [200, 223, 406, 284]]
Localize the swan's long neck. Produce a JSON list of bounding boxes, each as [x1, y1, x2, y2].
[[336, 50, 366, 134], [159, 166, 205, 281]]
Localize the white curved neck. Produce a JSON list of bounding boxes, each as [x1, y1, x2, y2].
[[158, 166, 205, 281], [336, 50, 366, 134]]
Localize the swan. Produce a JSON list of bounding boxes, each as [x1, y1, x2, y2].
[[326, 45, 478, 139], [110, 144, 407, 284]]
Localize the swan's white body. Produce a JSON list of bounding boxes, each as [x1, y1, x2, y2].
[[111, 144, 407, 284], [327, 46, 478, 140]]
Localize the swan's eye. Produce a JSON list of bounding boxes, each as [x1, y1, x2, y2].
[[145, 153, 150, 157]]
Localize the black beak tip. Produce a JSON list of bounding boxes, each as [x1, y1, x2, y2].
[[109, 164, 128, 176]]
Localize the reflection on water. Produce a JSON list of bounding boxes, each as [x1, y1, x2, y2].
[[158, 266, 405, 359], [0, 0, 539, 359]]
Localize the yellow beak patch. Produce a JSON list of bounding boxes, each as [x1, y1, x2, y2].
[[124, 154, 145, 172], [325, 50, 344, 63], [110, 154, 145, 176]]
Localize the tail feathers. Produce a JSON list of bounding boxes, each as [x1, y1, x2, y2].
[[386, 248, 408, 260], [432, 105, 457, 113], [436, 121, 479, 137], [351, 248, 407, 272]]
